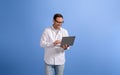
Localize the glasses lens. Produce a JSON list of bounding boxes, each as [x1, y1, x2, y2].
[[55, 20, 64, 23]]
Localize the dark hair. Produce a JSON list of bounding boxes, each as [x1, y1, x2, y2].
[[53, 13, 63, 20]]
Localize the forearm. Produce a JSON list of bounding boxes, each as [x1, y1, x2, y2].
[[40, 41, 54, 48]]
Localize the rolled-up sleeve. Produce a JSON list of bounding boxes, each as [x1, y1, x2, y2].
[[40, 29, 54, 48]]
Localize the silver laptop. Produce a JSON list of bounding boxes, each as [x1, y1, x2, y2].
[[60, 36, 75, 46]]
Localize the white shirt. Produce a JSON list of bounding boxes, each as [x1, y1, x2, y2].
[[40, 26, 69, 65]]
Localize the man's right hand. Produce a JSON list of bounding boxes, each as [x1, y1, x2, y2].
[[53, 40, 61, 46]]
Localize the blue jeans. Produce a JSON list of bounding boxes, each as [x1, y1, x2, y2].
[[45, 63, 64, 75]]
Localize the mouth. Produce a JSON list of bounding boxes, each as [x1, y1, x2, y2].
[[57, 24, 62, 26], [57, 25, 61, 27]]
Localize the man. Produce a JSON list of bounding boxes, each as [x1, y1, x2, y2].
[[40, 13, 69, 75]]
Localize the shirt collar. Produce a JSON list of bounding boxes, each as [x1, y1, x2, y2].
[[51, 26, 62, 31]]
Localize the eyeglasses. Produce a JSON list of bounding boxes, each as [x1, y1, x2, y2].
[[55, 20, 64, 24]]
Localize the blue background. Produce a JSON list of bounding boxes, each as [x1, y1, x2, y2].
[[0, 0, 120, 75]]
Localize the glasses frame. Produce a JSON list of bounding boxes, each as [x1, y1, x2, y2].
[[55, 19, 64, 24]]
